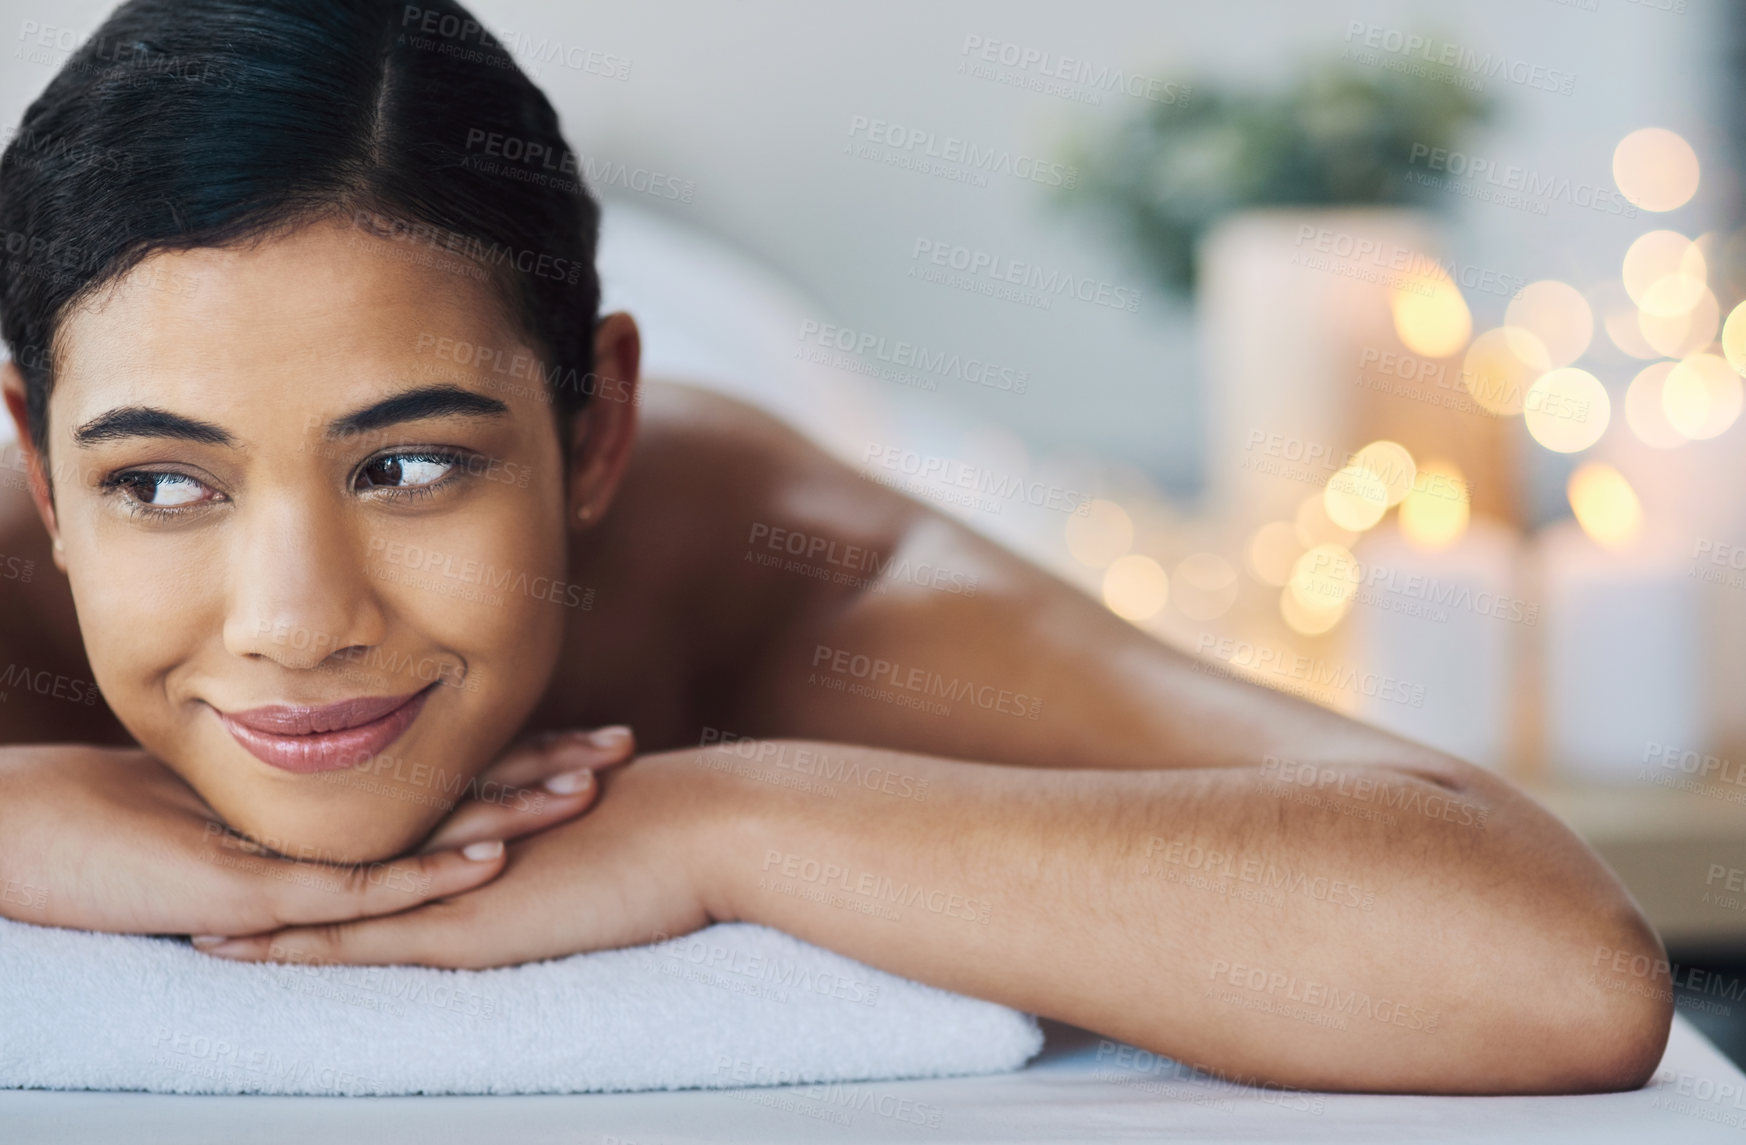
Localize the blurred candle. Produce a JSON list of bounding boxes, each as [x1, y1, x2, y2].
[[1536, 519, 1708, 783], [1349, 518, 1521, 768]]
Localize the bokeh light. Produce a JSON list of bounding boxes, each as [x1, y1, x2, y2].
[[1102, 554, 1169, 620], [1171, 552, 1239, 621], [1294, 494, 1358, 549], [1622, 231, 1707, 317], [1462, 326, 1550, 416], [1612, 127, 1701, 213], [1662, 352, 1744, 440], [1524, 368, 1611, 453], [1288, 542, 1359, 613], [1624, 361, 1690, 449], [1352, 440, 1417, 506], [1391, 269, 1472, 357], [1591, 280, 1662, 360], [1568, 462, 1643, 550], [1280, 586, 1349, 636], [1066, 499, 1133, 568], [1398, 460, 1470, 551], [1722, 299, 1746, 375], [1505, 280, 1593, 367], [1638, 285, 1719, 359], [1245, 521, 1302, 586], [1323, 464, 1389, 531]]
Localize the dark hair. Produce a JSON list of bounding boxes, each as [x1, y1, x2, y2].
[[0, 0, 601, 457]]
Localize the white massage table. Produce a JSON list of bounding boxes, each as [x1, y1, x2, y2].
[[1, 1015, 1739, 1143]]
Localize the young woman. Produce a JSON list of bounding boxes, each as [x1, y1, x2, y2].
[[0, 0, 1670, 1096]]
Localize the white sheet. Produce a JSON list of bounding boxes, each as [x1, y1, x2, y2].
[[1, 1015, 1738, 1144]]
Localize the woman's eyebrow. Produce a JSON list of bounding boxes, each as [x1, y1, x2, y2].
[[328, 384, 510, 437], [73, 406, 232, 447]]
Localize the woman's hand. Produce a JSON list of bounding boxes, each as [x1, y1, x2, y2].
[[192, 748, 726, 967], [0, 729, 636, 939]]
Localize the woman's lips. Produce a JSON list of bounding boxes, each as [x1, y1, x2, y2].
[[216, 685, 435, 773]]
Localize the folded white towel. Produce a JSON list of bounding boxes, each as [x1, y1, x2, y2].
[[0, 918, 1041, 1095]]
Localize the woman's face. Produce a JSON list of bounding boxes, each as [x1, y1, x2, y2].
[[27, 217, 591, 862]]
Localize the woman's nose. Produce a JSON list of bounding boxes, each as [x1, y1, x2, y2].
[[220, 492, 387, 668]]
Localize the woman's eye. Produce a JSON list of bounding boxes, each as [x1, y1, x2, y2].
[[357, 452, 460, 490], [117, 472, 212, 507]]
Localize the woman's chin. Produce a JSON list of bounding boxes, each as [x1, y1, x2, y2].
[[214, 800, 439, 867]]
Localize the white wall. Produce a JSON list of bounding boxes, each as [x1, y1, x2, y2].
[[0, 0, 1727, 498]]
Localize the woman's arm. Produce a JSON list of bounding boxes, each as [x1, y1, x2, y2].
[[696, 740, 1669, 1096], [199, 735, 1672, 1095]]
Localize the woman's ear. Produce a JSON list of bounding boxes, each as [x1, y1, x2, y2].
[[564, 312, 642, 529], [1, 358, 66, 571]]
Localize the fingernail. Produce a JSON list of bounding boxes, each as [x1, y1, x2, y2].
[[190, 935, 229, 949], [462, 840, 504, 861], [544, 768, 594, 795], [586, 725, 632, 750]]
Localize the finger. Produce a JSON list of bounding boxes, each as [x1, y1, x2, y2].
[[478, 726, 635, 789], [417, 767, 598, 853], [195, 898, 482, 969], [197, 839, 508, 935]]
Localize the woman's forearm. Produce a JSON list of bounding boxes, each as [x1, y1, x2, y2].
[[687, 739, 1671, 1095]]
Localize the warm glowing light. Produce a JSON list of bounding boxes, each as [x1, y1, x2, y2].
[[1391, 270, 1472, 357], [1066, 499, 1133, 568], [1102, 554, 1169, 620], [1172, 552, 1238, 621], [1288, 543, 1359, 613], [1568, 462, 1643, 550], [1245, 521, 1302, 587], [1505, 281, 1593, 367], [1612, 127, 1701, 213], [1624, 361, 1689, 449], [1592, 281, 1662, 359], [1398, 460, 1470, 551], [1662, 352, 1744, 440], [1323, 464, 1389, 531], [1352, 441, 1417, 506], [1524, 368, 1611, 453], [1639, 286, 1719, 359], [1722, 300, 1746, 375], [1623, 231, 1707, 317], [1279, 586, 1348, 636], [1295, 494, 1357, 549], [1461, 327, 1549, 416]]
